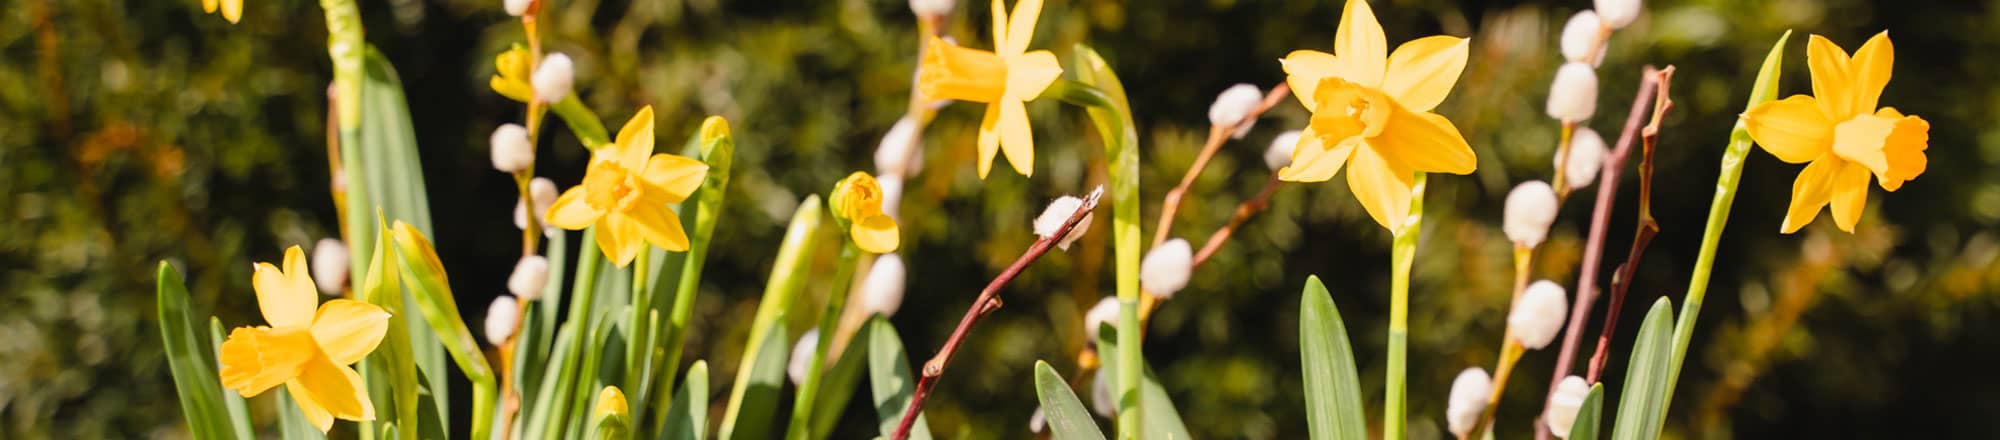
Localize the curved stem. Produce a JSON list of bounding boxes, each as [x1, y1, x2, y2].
[[1385, 172, 1427, 440], [787, 243, 862, 440]]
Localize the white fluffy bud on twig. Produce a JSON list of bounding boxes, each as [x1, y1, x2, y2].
[[1595, 0, 1642, 29], [312, 238, 348, 295], [878, 174, 905, 220], [1560, 10, 1606, 66], [1447, 367, 1492, 439], [1545, 375, 1592, 438], [532, 53, 575, 103], [1509, 280, 1570, 349], [1034, 195, 1094, 251], [508, 255, 550, 302], [1503, 181, 1560, 247], [1266, 130, 1301, 171], [1546, 62, 1599, 123], [503, 0, 532, 16], [874, 117, 923, 177], [857, 254, 907, 318], [490, 123, 534, 173], [514, 177, 560, 236], [1028, 408, 1047, 433], [1207, 83, 1263, 139], [1140, 239, 1194, 299], [484, 295, 519, 346], [1558, 127, 1608, 190], [787, 329, 820, 387], [1091, 367, 1115, 417], [908, 0, 954, 17], [1084, 297, 1118, 342]]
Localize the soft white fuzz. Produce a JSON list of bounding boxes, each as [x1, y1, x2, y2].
[[1560, 10, 1606, 66], [1266, 130, 1302, 171], [908, 0, 954, 17], [1084, 297, 1118, 341], [878, 174, 905, 220], [1091, 368, 1115, 417], [1208, 83, 1263, 138], [312, 238, 348, 295], [484, 295, 519, 346], [1595, 0, 1642, 29], [514, 177, 560, 234], [1033, 195, 1094, 251], [1140, 239, 1194, 299], [1447, 367, 1493, 439], [1546, 62, 1599, 123], [532, 53, 575, 103], [504, 0, 532, 16], [1545, 375, 1592, 438], [1558, 127, 1608, 190], [489, 123, 534, 173], [1027, 408, 1047, 433], [875, 116, 922, 177], [787, 329, 820, 387], [1503, 181, 1560, 247], [857, 254, 908, 318], [508, 255, 550, 301], [1509, 280, 1570, 349]]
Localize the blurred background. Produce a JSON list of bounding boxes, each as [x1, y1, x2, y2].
[[4, 0, 1999, 438]]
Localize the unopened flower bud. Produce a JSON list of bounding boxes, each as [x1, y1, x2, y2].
[[1546, 62, 1599, 122], [1084, 297, 1118, 342], [312, 238, 348, 296], [1266, 130, 1302, 171], [909, 0, 954, 17], [1208, 83, 1263, 139], [1140, 239, 1194, 299], [1508, 280, 1569, 349], [858, 254, 907, 317], [490, 123, 534, 173], [1447, 367, 1493, 439], [1034, 195, 1094, 251], [1557, 127, 1608, 190], [1545, 376, 1592, 438], [514, 177, 560, 235], [1595, 0, 1642, 29], [484, 295, 519, 346], [787, 329, 820, 387], [1503, 181, 1560, 247], [874, 117, 923, 177], [508, 255, 550, 301], [1560, 10, 1606, 66], [532, 53, 575, 103], [503, 0, 531, 16]]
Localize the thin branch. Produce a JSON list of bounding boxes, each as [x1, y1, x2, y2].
[[1191, 175, 1285, 269], [1151, 83, 1291, 247], [1588, 66, 1674, 382]]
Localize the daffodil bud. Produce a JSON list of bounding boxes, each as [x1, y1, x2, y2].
[[1508, 280, 1569, 349], [1545, 375, 1592, 438], [1560, 10, 1606, 66], [592, 386, 629, 432], [1266, 130, 1302, 171], [1084, 297, 1118, 342], [1447, 367, 1493, 439], [1208, 83, 1263, 139], [1140, 239, 1194, 300], [1546, 62, 1598, 123], [490, 123, 534, 173], [908, 0, 953, 17], [1091, 368, 1115, 417], [858, 254, 907, 317], [787, 329, 820, 387], [312, 238, 348, 296], [1503, 181, 1559, 248], [503, 0, 531, 16], [507, 255, 549, 302], [874, 116, 923, 177], [1557, 127, 1608, 190], [1034, 195, 1094, 251], [484, 295, 519, 346], [532, 53, 575, 103], [1595, 0, 1642, 29], [514, 177, 560, 236]]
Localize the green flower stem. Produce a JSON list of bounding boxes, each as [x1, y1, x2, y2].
[[649, 118, 734, 433], [624, 246, 654, 413], [1386, 172, 1427, 440], [786, 242, 863, 440], [554, 96, 612, 149], [318, 0, 362, 138], [1061, 46, 1144, 439], [535, 228, 605, 439]]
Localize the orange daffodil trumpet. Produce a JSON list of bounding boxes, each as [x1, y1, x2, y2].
[[1743, 32, 1929, 233], [917, 0, 1063, 178], [1276, 0, 1476, 230], [201, 0, 244, 23], [547, 106, 710, 266], [218, 246, 390, 432], [830, 171, 902, 253]]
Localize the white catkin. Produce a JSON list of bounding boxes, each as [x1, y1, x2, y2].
[[532, 53, 575, 103], [857, 254, 908, 318], [1266, 130, 1302, 171], [1091, 367, 1115, 417], [489, 123, 534, 173], [874, 116, 922, 177], [507, 255, 550, 301], [1139, 239, 1194, 299], [1033, 196, 1093, 251], [878, 174, 905, 221], [908, 0, 954, 17], [311, 238, 349, 296], [1545, 62, 1599, 122], [1447, 367, 1493, 439], [514, 177, 560, 235], [1558, 127, 1609, 190], [483, 295, 519, 346], [1546, 376, 1593, 438], [1084, 297, 1119, 342], [1560, 10, 1607, 66], [1503, 181, 1560, 247], [1595, 0, 1642, 29], [1027, 408, 1047, 433], [1207, 83, 1264, 138], [503, 0, 531, 16], [1508, 280, 1570, 349], [787, 329, 820, 387]]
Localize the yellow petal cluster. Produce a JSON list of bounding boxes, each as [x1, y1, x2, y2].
[[830, 171, 902, 253], [917, 0, 1064, 179], [490, 46, 536, 102], [1276, 0, 1477, 230], [1742, 32, 1929, 233], [547, 106, 710, 266], [218, 245, 390, 432], [201, 0, 244, 23]]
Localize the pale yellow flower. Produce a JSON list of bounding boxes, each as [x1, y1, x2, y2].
[[1276, 0, 1476, 230], [830, 171, 901, 253], [1743, 32, 1929, 233], [490, 46, 535, 102], [917, 0, 1063, 178], [546, 106, 710, 266], [218, 245, 390, 432], [201, 0, 243, 23]]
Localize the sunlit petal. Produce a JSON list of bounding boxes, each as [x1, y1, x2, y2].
[[1373, 108, 1476, 175], [204, 0, 219, 13], [1005, 51, 1064, 100], [296, 355, 374, 422], [1278, 131, 1357, 183], [1281, 50, 1339, 109], [640, 154, 709, 202], [852, 214, 902, 254], [1780, 156, 1842, 234], [253, 247, 316, 328], [990, 0, 1008, 54], [546, 187, 603, 230], [1830, 114, 1897, 174], [221, 0, 242, 23], [1806, 35, 1856, 119], [612, 107, 656, 169], [218, 326, 316, 397], [309, 299, 389, 365], [285, 380, 335, 433], [1381, 36, 1469, 112], [1874, 108, 1929, 191], [998, 99, 1036, 177], [1003, 0, 1044, 57], [596, 216, 641, 267], [1333, 0, 1387, 87], [1849, 31, 1894, 114], [1743, 95, 1834, 164], [627, 202, 692, 252], [1828, 161, 1871, 232], [1345, 143, 1416, 230], [977, 104, 1002, 179]]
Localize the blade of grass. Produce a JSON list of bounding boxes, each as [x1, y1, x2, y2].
[[1298, 275, 1366, 440], [1034, 361, 1109, 440]]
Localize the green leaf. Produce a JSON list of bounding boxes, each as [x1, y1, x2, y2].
[[1034, 361, 1108, 440], [1298, 275, 1367, 440], [209, 318, 256, 440], [662, 361, 711, 440], [1611, 298, 1675, 440], [809, 337, 868, 439], [865, 318, 932, 440], [361, 217, 421, 440], [387, 222, 497, 440], [1095, 326, 1191, 440], [1069, 44, 1145, 440], [1568, 383, 1606, 440], [522, 321, 581, 439], [651, 117, 738, 430], [721, 195, 824, 440], [156, 263, 237, 440], [721, 320, 790, 440]]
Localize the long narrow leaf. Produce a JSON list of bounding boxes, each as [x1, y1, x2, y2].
[[1568, 383, 1606, 440], [720, 196, 824, 440], [1034, 361, 1108, 440], [865, 318, 932, 439], [808, 331, 868, 439], [1611, 298, 1675, 440], [662, 361, 711, 440], [1096, 326, 1192, 440], [1298, 275, 1367, 440], [156, 263, 236, 440]]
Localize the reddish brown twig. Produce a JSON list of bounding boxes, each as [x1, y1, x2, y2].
[[1587, 66, 1673, 381], [891, 187, 1103, 440], [1191, 175, 1285, 269], [1151, 83, 1291, 247]]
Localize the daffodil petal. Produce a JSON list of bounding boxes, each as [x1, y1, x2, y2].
[[852, 214, 902, 254], [203, 0, 219, 13], [1780, 156, 1841, 234], [1003, 0, 1044, 57], [1849, 31, 1893, 114], [612, 107, 656, 170], [976, 103, 1002, 179], [221, 0, 242, 23], [296, 355, 374, 422], [309, 299, 389, 365], [998, 99, 1036, 177], [1830, 114, 1896, 175], [285, 380, 336, 433], [1346, 143, 1415, 231], [1381, 36, 1469, 112], [1743, 95, 1834, 164], [596, 215, 644, 267], [1373, 108, 1476, 175], [253, 247, 317, 328], [1334, 0, 1387, 87], [218, 326, 316, 397], [1281, 50, 1339, 109], [546, 187, 603, 230], [1828, 160, 1871, 232], [1005, 51, 1063, 100], [1806, 34, 1856, 119], [1874, 108, 1929, 191], [641, 154, 709, 202], [490, 77, 533, 103], [627, 202, 692, 252], [990, 0, 1008, 55], [1278, 130, 1357, 183]]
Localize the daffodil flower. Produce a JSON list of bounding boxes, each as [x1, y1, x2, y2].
[[490, 46, 536, 103], [917, 0, 1063, 178], [218, 245, 389, 432], [1743, 32, 1929, 233], [547, 106, 709, 266], [1276, 0, 1476, 230], [830, 171, 901, 253], [201, 0, 243, 23]]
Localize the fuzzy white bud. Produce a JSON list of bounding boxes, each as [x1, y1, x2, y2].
[[1509, 280, 1570, 349], [1266, 130, 1302, 171], [507, 255, 550, 302], [532, 53, 575, 103], [1034, 196, 1094, 251], [874, 117, 923, 177], [503, 0, 531, 16], [484, 295, 519, 346], [787, 329, 820, 387], [1084, 297, 1118, 342], [1028, 408, 1047, 433], [1207, 83, 1263, 139], [908, 0, 954, 17], [1139, 239, 1194, 299], [1560, 10, 1606, 66], [1447, 367, 1493, 439], [857, 254, 908, 318], [489, 123, 534, 173], [1545, 375, 1592, 438], [1503, 181, 1560, 247], [1594, 0, 1642, 29], [1557, 127, 1608, 190], [514, 177, 560, 236], [1546, 62, 1599, 122], [1091, 368, 1115, 417], [312, 238, 348, 295]]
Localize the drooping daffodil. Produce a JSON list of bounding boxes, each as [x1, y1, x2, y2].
[[917, 0, 1063, 179], [830, 171, 901, 253], [201, 0, 243, 23], [1742, 32, 1929, 233], [1276, 0, 1476, 230], [218, 245, 390, 432], [490, 45, 535, 103], [547, 106, 710, 266]]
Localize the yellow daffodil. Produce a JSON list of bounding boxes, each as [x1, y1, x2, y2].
[[490, 45, 535, 102], [917, 0, 1063, 179], [1276, 0, 1475, 230], [1744, 32, 1929, 233], [547, 106, 710, 266], [830, 171, 901, 253], [201, 0, 243, 23], [218, 245, 389, 432]]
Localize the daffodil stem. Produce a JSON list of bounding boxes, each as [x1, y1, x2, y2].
[[554, 96, 612, 149], [787, 242, 861, 440], [1065, 46, 1142, 438], [1043, 79, 1115, 109], [1386, 172, 1427, 440]]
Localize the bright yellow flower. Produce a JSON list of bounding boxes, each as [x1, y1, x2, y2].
[[917, 0, 1064, 179], [490, 46, 535, 102], [830, 171, 901, 253], [217, 245, 389, 433], [1275, 0, 1476, 230], [201, 0, 243, 23], [1743, 32, 1929, 233], [547, 106, 710, 266]]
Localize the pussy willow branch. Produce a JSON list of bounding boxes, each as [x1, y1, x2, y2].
[[1588, 66, 1674, 382], [891, 188, 1103, 440], [1151, 83, 1291, 247], [1190, 175, 1284, 269]]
